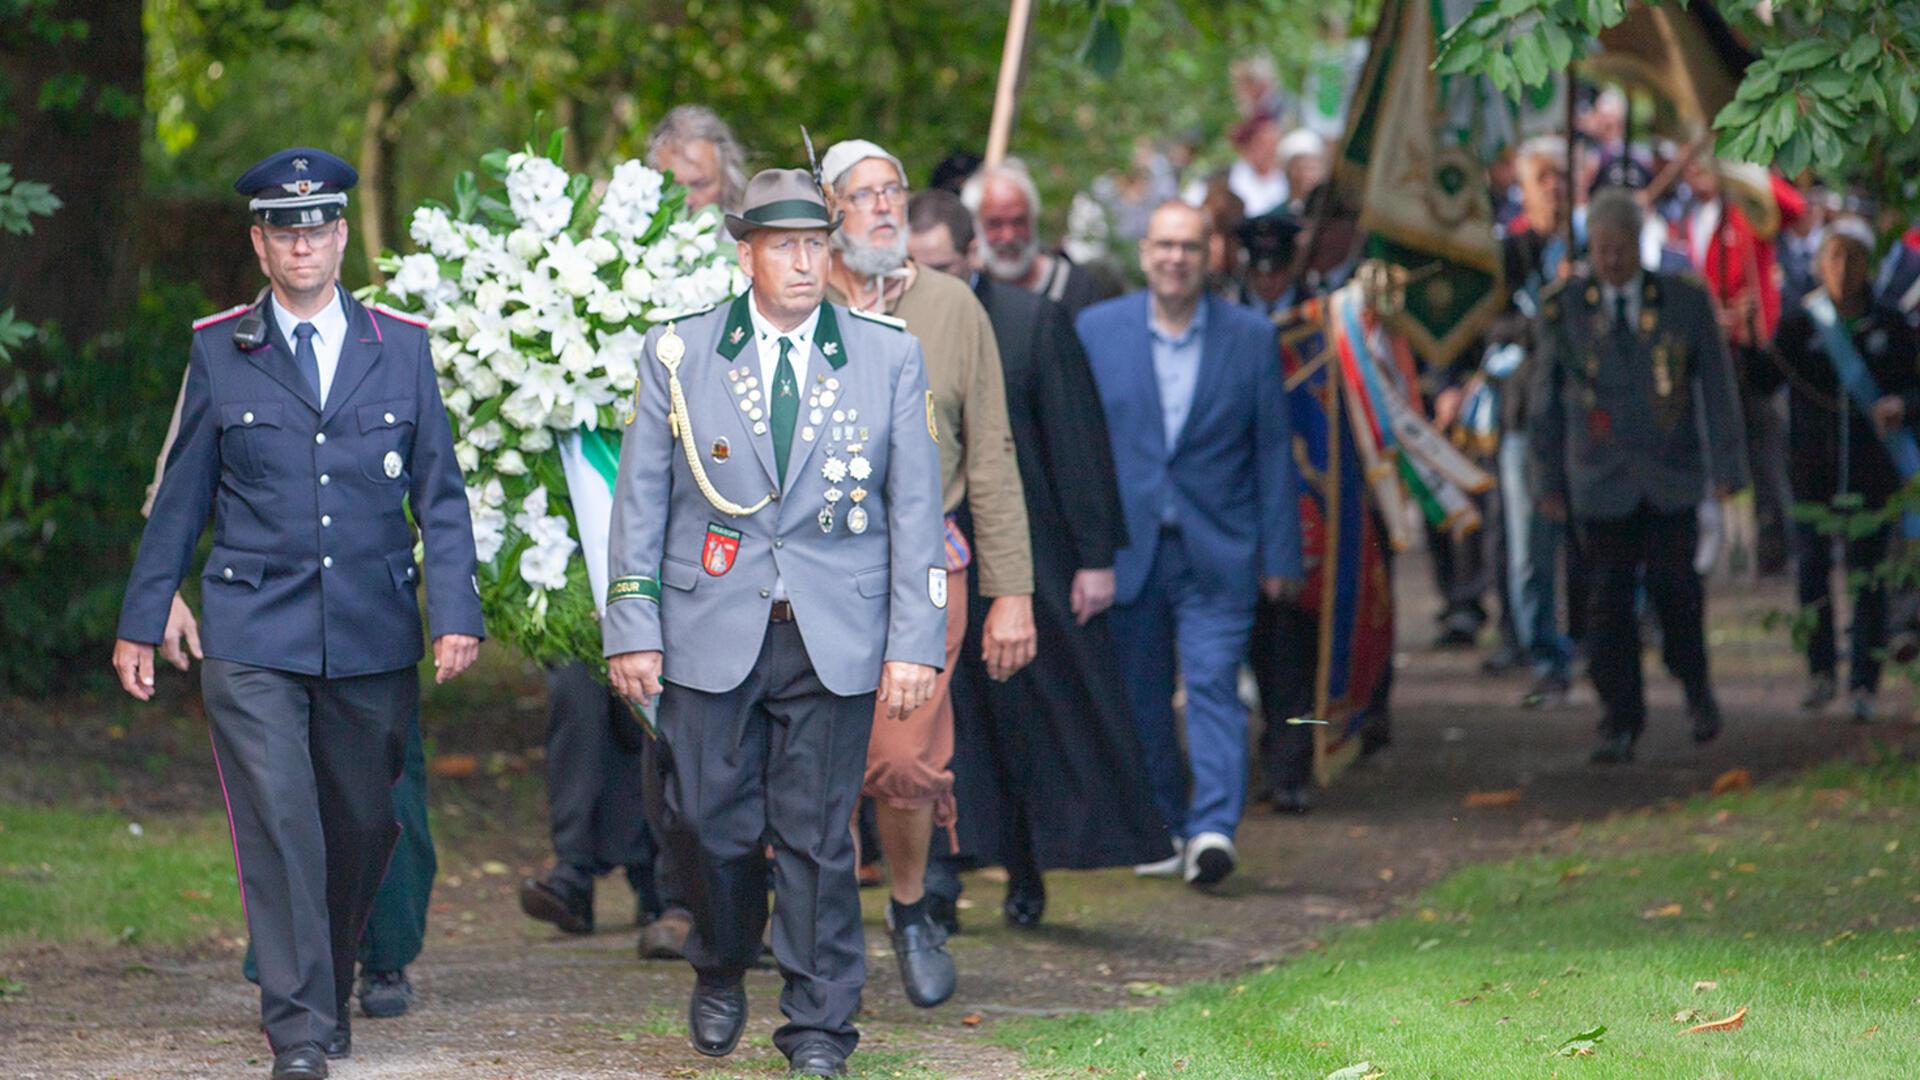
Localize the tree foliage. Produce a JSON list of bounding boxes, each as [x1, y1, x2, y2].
[[1435, 1, 1920, 188], [144, 0, 1350, 281]]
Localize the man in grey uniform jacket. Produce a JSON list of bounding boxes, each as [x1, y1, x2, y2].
[[1530, 187, 1749, 765], [603, 168, 946, 1078]]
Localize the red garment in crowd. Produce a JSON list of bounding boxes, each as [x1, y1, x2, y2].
[[1685, 172, 1807, 348]]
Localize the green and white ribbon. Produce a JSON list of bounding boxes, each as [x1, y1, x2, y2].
[[558, 426, 621, 612]]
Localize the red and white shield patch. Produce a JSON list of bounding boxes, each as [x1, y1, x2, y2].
[[702, 523, 742, 576]]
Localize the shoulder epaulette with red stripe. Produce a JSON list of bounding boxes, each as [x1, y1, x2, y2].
[[368, 302, 429, 328], [192, 304, 250, 331]]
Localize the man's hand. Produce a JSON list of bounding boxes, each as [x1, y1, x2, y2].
[[159, 593, 204, 672], [1432, 386, 1465, 429], [877, 661, 937, 720], [112, 640, 157, 701], [1873, 395, 1907, 436], [1070, 567, 1116, 625], [981, 594, 1038, 681], [1537, 494, 1568, 522], [431, 634, 481, 684], [1260, 576, 1304, 603], [609, 650, 664, 707]]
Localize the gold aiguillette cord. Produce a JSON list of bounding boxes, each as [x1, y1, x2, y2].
[[655, 324, 773, 518]]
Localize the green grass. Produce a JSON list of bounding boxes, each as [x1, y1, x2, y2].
[[0, 802, 240, 948], [1009, 759, 1920, 1079]]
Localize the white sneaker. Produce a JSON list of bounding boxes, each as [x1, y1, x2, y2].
[[1134, 838, 1186, 878], [1184, 831, 1236, 886]]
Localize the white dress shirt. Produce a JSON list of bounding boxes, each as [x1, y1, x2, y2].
[[271, 287, 348, 407], [745, 293, 820, 601]]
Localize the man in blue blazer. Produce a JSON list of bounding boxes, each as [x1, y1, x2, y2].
[[1076, 200, 1301, 888]]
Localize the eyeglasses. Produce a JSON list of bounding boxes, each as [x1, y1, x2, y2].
[[261, 223, 341, 248], [1146, 239, 1205, 257], [843, 183, 906, 211]]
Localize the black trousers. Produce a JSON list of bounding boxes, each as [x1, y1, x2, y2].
[[201, 658, 411, 1052], [543, 662, 657, 909], [1251, 596, 1317, 791], [656, 621, 874, 1059], [1795, 519, 1892, 693], [1579, 506, 1712, 736]]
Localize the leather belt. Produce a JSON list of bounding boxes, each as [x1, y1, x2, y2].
[[768, 599, 795, 623]]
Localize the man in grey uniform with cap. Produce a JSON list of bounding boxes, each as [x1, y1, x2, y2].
[[604, 166, 946, 1078]]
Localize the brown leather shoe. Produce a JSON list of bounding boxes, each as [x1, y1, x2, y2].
[[638, 907, 692, 960]]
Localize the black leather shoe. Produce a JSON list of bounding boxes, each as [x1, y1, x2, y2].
[[357, 968, 412, 1018], [518, 875, 593, 934], [1589, 731, 1636, 764], [788, 1037, 848, 1076], [270, 1042, 328, 1080], [1268, 785, 1311, 814], [687, 980, 747, 1057], [890, 916, 956, 1007], [926, 892, 961, 936], [1689, 697, 1722, 744], [1003, 875, 1046, 928], [323, 1020, 350, 1059]]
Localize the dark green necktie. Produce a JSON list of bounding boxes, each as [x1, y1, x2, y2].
[[771, 336, 799, 483]]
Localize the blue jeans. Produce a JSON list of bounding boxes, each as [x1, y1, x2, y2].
[[1499, 433, 1571, 678]]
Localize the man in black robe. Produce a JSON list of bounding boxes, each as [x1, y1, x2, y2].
[[907, 190, 1168, 929]]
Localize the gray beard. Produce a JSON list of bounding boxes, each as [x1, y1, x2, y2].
[[835, 230, 908, 278], [983, 237, 1039, 282]]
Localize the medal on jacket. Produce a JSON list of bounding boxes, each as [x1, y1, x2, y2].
[[1587, 408, 1614, 443], [1652, 343, 1673, 398], [383, 451, 403, 479]]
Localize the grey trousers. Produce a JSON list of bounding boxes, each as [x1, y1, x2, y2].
[[656, 621, 874, 1059], [202, 658, 411, 1052]]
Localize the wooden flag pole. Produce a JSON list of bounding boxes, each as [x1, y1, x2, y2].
[[984, 0, 1036, 167]]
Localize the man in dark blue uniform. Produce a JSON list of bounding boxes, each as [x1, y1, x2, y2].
[[111, 147, 484, 1080]]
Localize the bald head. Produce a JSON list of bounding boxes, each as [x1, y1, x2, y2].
[[1140, 200, 1209, 309]]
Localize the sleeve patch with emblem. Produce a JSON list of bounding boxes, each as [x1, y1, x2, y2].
[[928, 567, 948, 609], [608, 575, 661, 604]]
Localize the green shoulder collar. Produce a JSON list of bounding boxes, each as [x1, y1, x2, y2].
[[716, 293, 754, 360]]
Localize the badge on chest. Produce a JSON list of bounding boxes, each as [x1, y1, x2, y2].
[[702, 523, 741, 576]]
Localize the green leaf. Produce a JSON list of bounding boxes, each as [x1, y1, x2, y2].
[[1512, 30, 1550, 88], [1843, 33, 1881, 71], [1775, 129, 1811, 177], [1552, 1024, 1607, 1057], [1435, 37, 1486, 76], [547, 127, 568, 165], [1077, 6, 1128, 79], [0, 308, 33, 362], [1897, 78, 1920, 132], [453, 171, 479, 223], [1739, 62, 1781, 100], [1775, 38, 1841, 73], [1763, 93, 1798, 148], [467, 393, 507, 432], [479, 148, 511, 178], [1540, 20, 1576, 70], [1714, 94, 1764, 130]]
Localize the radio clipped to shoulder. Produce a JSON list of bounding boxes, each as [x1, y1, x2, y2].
[[232, 287, 272, 350]]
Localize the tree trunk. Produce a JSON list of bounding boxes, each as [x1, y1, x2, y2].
[[0, 0, 143, 346], [358, 37, 417, 283]]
